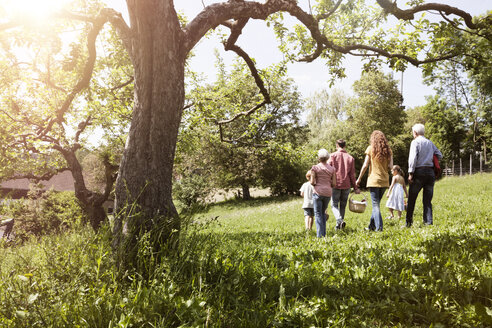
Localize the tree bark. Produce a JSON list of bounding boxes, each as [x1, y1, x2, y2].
[[112, 0, 185, 264], [61, 148, 111, 230], [242, 184, 251, 200]]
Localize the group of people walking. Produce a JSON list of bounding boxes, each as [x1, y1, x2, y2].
[[300, 124, 442, 237]]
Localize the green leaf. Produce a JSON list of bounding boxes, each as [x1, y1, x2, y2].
[[28, 293, 39, 304]]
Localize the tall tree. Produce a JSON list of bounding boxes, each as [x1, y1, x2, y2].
[[423, 40, 492, 161], [343, 70, 407, 166], [0, 3, 130, 230], [305, 88, 348, 147], [179, 60, 306, 199], [420, 95, 466, 162], [1, 1, 490, 264]]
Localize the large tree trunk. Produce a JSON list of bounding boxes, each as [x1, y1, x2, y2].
[[242, 184, 251, 200], [112, 1, 185, 265]]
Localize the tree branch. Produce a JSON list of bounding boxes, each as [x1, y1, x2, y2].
[[185, 0, 484, 71], [183, 102, 195, 111], [218, 101, 268, 125], [110, 77, 134, 91], [102, 154, 118, 201], [222, 22, 271, 104], [316, 0, 343, 21], [37, 11, 112, 138], [100, 8, 134, 58], [74, 115, 92, 143], [8, 167, 70, 182], [216, 17, 273, 144], [375, 0, 479, 29], [439, 11, 486, 39], [183, 0, 300, 54], [218, 123, 268, 147]]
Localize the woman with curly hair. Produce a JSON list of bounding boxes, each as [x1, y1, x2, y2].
[[356, 130, 393, 231]]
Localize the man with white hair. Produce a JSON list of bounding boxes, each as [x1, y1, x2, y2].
[[405, 123, 442, 227]]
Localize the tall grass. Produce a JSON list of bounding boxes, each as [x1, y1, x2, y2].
[[0, 174, 491, 327]]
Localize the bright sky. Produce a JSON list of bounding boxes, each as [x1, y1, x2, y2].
[[2, 0, 490, 109], [98, 1, 492, 109]]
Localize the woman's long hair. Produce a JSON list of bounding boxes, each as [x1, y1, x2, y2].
[[370, 130, 392, 161]]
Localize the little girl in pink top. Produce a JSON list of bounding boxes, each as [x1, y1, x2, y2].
[[310, 149, 336, 237]]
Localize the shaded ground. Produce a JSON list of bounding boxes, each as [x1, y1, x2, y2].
[[210, 188, 270, 202]]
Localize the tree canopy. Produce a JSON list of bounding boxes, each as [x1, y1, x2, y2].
[[0, 1, 130, 228], [177, 58, 308, 199], [1, 0, 490, 265]]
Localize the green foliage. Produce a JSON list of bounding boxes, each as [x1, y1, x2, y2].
[[257, 142, 312, 196], [418, 24, 492, 159], [347, 70, 406, 141], [306, 71, 407, 171], [177, 58, 308, 197], [421, 95, 466, 162], [0, 0, 128, 209], [173, 172, 213, 211], [1, 174, 491, 327], [2, 186, 85, 243]]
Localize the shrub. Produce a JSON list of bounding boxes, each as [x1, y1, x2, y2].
[[2, 184, 86, 242], [173, 174, 213, 211]]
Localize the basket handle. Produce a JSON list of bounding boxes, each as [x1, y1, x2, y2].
[[349, 193, 366, 202]]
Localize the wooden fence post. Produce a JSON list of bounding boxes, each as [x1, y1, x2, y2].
[[452, 160, 455, 176], [470, 153, 472, 175], [480, 151, 483, 173], [460, 158, 462, 176]]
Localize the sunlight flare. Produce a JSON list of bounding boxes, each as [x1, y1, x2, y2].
[[2, 0, 72, 24]]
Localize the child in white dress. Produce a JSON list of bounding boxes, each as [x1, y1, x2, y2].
[[386, 165, 408, 219]]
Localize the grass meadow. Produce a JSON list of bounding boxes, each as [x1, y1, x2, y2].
[[0, 173, 491, 327]]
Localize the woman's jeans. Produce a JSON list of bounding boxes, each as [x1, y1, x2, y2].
[[313, 193, 331, 237], [368, 187, 386, 231], [331, 188, 351, 226], [406, 167, 435, 226]]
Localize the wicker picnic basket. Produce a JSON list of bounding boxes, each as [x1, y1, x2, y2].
[[349, 193, 367, 213]]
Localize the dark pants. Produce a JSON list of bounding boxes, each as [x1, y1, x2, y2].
[[406, 167, 435, 226]]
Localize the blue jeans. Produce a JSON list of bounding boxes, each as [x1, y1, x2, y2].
[[406, 167, 435, 226], [368, 187, 386, 231], [331, 188, 350, 226], [313, 193, 331, 237]]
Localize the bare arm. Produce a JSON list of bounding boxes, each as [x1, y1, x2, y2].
[[356, 155, 371, 187], [402, 179, 409, 198], [388, 156, 393, 171], [310, 170, 316, 186], [386, 176, 396, 197], [331, 170, 337, 188], [349, 157, 358, 191]]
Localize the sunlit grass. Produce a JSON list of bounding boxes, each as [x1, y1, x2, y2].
[[0, 173, 490, 327]]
